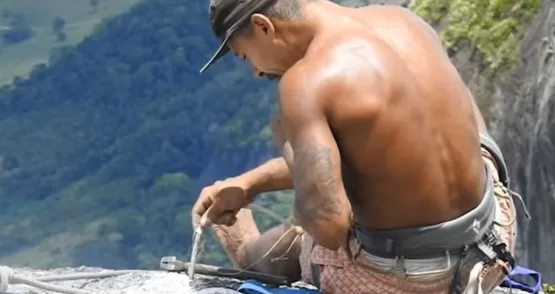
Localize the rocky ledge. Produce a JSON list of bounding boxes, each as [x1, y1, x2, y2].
[[0, 266, 543, 294], [1, 266, 318, 294], [3, 267, 192, 294]]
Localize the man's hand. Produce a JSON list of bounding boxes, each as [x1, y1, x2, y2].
[[192, 178, 253, 228]]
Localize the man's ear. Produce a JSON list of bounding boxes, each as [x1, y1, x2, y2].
[[250, 13, 275, 37]]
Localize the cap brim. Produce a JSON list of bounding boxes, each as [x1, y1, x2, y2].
[[199, 35, 231, 73]]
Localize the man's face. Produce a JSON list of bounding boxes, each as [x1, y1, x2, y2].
[[228, 14, 291, 80]]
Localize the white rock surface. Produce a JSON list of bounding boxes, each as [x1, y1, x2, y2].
[[4, 267, 194, 294], [1, 266, 542, 294], [1, 266, 307, 294]]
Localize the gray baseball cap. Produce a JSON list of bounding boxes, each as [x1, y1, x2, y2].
[[200, 0, 277, 73]]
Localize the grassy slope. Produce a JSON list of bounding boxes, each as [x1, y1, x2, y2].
[[0, 0, 140, 84]]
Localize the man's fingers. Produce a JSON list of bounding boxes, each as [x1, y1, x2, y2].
[[219, 212, 237, 226], [192, 187, 214, 227], [201, 208, 238, 228], [227, 215, 238, 226], [200, 201, 222, 228], [199, 211, 212, 228], [194, 182, 244, 228]]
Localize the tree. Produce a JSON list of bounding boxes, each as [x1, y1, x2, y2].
[[52, 17, 66, 33], [52, 16, 66, 42], [2, 155, 19, 171], [2, 13, 33, 45]]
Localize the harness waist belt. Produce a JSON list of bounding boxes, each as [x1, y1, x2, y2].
[[353, 160, 496, 259]]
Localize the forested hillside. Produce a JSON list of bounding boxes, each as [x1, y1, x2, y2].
[[0, 0, 285, 269]]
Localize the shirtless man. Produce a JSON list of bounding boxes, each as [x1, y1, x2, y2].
[[193, 1, 525, 293]]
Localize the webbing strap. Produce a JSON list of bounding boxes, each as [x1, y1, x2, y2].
[[449, 246, 470, 294], [311, 266, 320, 289], [309, 240, 320, 289]]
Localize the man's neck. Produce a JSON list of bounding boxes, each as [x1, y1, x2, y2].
[[274, 1, 336, 63]]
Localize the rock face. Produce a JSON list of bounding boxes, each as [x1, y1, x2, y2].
[[406, 0, 555, 282], [484, 0, 555, 281]]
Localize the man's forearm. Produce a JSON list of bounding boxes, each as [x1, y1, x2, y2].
[[240, 157, 293, 200]]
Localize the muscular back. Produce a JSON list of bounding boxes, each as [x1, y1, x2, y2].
[[293, 4, 487, 230]]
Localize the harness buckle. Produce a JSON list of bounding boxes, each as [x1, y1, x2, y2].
[[491, 243, 515, 275], [477, 231, 515, 273]]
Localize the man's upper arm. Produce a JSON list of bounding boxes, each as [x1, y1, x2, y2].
[[278, 66, 352, 250]]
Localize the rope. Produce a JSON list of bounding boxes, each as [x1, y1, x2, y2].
[[246, 203, 304, 267], [0, 265, 142, 294], [236, 225, 302, 273]]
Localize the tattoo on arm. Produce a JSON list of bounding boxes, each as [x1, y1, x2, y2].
[[292, 143, 342, 231]]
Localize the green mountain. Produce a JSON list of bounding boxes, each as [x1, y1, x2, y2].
[[0, 0, 289, 269]]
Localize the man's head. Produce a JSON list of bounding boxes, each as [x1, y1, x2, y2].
[[200, 0, 315, 79]]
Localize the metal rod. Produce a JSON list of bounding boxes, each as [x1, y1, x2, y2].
[[188, 226, 203, 281]]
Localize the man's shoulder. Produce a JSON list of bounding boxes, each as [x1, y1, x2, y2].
[[277, 56, 338, 108], [279, 36, 393, 102]]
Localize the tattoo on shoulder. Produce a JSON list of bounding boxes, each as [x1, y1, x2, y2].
[[292, 143, 342, 226]]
